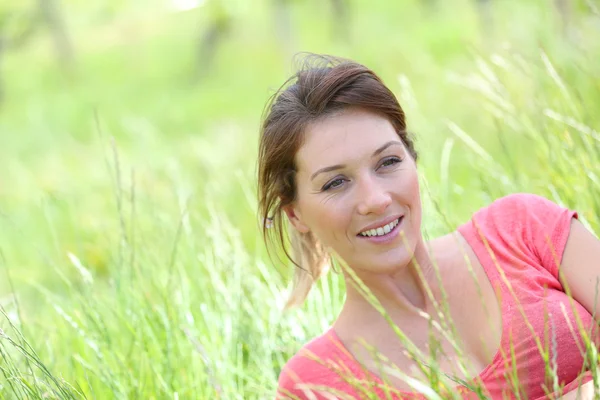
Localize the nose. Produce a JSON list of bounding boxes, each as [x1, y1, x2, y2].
[[356, 175, 392, 216]]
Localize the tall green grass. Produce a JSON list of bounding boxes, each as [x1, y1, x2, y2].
[[0, 0, 598, 398]]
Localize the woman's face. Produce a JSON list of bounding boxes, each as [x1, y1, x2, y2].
[[286, 107, 423, 275]]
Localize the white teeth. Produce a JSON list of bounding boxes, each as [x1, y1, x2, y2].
[[359, 218, 400, 237]]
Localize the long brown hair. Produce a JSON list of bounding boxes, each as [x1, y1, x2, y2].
[[258, 54, 418, 309]]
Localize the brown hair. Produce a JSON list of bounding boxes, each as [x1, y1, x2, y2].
[[257, 54, 417, 309]]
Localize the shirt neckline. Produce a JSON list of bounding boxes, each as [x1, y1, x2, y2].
[[321, 221, 507, 397]]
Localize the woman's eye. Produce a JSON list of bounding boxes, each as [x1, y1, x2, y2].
[[380, 157, 402, 168], [323, 178, 345, 191]]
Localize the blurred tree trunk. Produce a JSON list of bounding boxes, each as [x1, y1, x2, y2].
[[0, 33, 5, 105], [273, 0, 295, 55], [330, 0, 350, 41], [38, 0, 74, 71], [554, 0, 572, 38], [195, 1, 231, 81], [476, 0, 493, 35], [272, 0, 350, 51], [420, 0, 493, 33], [0, 6, 53, 107]]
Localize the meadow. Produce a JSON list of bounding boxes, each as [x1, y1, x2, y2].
[[0, 0, 599, 398]]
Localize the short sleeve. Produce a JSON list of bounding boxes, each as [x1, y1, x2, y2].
[[521, 194, 578, 278], [473, 193, 578, 280]]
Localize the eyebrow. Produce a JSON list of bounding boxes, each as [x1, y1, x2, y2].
[[310, 141, 403, 181]]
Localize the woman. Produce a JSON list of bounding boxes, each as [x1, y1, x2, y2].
[[257, 55, 599, 399]]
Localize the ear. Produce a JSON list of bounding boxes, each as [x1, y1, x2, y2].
[[283, 204, 310, 233]]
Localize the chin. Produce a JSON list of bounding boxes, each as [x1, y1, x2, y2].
[[383, 246, 416, 269], [359, 254, 414, 275]]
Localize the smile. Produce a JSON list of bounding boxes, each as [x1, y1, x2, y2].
[[358, 217, 403, 238]]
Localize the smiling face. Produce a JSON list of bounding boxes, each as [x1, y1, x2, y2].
[[285, 107, 423, 276]]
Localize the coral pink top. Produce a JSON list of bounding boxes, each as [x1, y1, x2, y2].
[[277, 194, 599, 399]]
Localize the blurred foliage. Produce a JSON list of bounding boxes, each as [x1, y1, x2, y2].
[[0, 0, 598, 302], [0, 0, 598, 398], [0, 0, 598, 297]]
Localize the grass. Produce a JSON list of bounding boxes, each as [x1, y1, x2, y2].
[[0, 0, 599, 398]]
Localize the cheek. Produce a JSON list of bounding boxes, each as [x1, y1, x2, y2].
[[410, 177, 421, 207], [393, 169, 422, 226], [408, 176, 422, 228], [306, 200, 352, 245], [395, 169, 420, 201]]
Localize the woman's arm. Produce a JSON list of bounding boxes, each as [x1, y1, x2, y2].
[[559, 219, 600, 322], [560, 380, 597, 399], [557, 220, 600, 400]]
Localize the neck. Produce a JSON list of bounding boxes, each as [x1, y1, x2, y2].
[[342, 238, 436, 319]]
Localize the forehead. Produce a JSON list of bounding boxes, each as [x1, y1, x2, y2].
[[296, 108, 399, 171]]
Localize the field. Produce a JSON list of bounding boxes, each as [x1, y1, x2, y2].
[[0, 0, 599, 398]]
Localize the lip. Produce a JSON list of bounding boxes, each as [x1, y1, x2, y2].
[[357, 214, 404, 236]]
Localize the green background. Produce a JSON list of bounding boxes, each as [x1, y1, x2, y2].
[[0, 0, 598, 398]]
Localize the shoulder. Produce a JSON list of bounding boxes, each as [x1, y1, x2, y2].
[[276, 330, 362, 399], [468, 192, 572, 231], [459, 192, 577, 277], [481, 192, 557, 216]]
